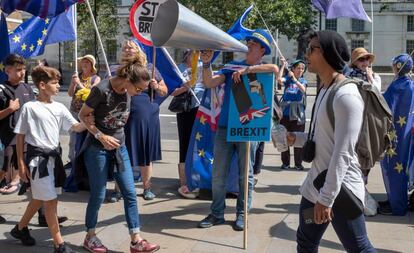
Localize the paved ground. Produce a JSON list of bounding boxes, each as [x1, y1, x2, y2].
[[0, 138, 413, 253]]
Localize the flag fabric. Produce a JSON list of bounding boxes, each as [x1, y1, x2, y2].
[[0, 13, 11, 83], [185, 6, 255, 192], [1, 0, 80, 19], [0, 7, 76, 83], [134, 39, 186, 105], [380, 76, 414, 215], [312, 0, 372, 22]]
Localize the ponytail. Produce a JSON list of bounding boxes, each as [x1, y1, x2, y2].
[[116, 54, 150, 84]]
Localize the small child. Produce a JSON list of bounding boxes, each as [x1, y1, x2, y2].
[[11, 66, 85, 253]]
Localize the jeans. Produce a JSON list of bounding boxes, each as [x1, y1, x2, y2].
[[210, 127, 255, 219], [296, 197, 376, 253], [84, 144, 140, 234]]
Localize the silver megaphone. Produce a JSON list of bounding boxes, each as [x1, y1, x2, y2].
[[150, 0, 248, 52]]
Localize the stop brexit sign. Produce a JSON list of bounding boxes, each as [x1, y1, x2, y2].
[[129, 0, 167, 46]]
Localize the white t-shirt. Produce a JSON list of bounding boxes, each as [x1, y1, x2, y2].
[[14, 100, 78, 149]]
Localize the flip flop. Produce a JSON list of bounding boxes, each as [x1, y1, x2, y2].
[[1, 183, 21, 195], [178, 185, 199, 199]]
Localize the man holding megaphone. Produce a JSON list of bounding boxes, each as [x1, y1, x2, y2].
[[198, 29, 279, 231]]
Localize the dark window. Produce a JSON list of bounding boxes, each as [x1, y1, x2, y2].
[[407, 40, 414, 54], [408, 16, 414, 32], [63, 42, 74, 62], [352, 19, 365, 32], [106, 40, 118, 63], [325, 19, 337, 31], [351, 40, 365, 51]]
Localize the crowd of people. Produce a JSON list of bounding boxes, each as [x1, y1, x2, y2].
[[0, 27, 413, 253]]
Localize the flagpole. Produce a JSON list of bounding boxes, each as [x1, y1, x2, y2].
[[74, 4, 78, 74], [150, 46, 156, 102], [371, 0, 374, 52], [85, 0, 111, 77], [243, 142, 250, 250]]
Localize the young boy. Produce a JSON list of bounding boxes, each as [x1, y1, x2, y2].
[[11, 66, 85, 253], [0, 54, 34, 195]]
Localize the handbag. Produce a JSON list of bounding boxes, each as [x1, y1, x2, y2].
[[168, 90, 195, 113], [313, 170, 364, 220]]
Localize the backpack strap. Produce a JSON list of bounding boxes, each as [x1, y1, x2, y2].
[[326, 78, 362, 131], [0, 83, 15, 101]]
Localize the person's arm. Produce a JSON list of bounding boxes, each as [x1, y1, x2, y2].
[[91, 76, 101, 87], [292, 77, 306, 93], [200, 50, 226, 89], [152, 79, 168, 97], [0, 98, 19, 120], [16, 134, 30, 183], [277, 58, 287, 85], [232, 63, 279, 83], [68, 74, 84, 97], [171, 81, 190, 97]]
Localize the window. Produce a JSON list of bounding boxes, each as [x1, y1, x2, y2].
[[63, 42, 74, 62], [408, 16, 414, 32], [352, 19, 365, 32], [325, 19, 337, 31], [81, 40, 95, 57], [407, 40, 414, 54], [106, 40, 118, 63], [351, 40, 365, 51]]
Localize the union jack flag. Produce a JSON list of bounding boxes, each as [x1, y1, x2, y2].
[[239, 106, 271, 125]]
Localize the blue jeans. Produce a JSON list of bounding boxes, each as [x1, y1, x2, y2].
[[84, 144, 140, 234], [297, 197, 376, 253], [210, 127, 255, 219]]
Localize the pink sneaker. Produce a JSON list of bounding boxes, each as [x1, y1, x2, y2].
[[83, 236, 108, 253], [130, 239, 160, 253]]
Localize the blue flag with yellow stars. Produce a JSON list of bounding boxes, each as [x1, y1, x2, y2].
[[0, 7, 76, 83], [381, 75, 414, 216], [1, 0, 80, 19], [0, 13, 11, 83]]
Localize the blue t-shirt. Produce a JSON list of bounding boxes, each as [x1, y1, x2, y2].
[[217, 61, 248, 127], [281, 76, 307, 116]]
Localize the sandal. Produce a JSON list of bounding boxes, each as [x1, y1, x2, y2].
[[178, 185, 199, 199], [1, 183, 21, 195]]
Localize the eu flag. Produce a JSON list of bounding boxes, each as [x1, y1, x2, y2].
[[0, 7, 76, 83], [0, 13, 10, 83], [381, 76, 414, 215], [312, 0, 372, 22], [1, 0, 80, 19]]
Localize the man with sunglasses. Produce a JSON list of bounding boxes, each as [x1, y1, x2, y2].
[[198, 29, 278, 231], [287, 30, 376, 252]]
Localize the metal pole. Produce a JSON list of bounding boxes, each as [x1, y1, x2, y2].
[[371, 0, 374, 52], [243, 141, 250, 250], [151, 46, 156, 102], [85, 0, 111, 77], [74, 4, 78, 74]]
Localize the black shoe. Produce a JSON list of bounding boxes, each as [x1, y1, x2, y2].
[[0, 215, 5, 224], [233, 214, 244, 231], [38, 215, 68, 227], [198, 214, 225, 228], [378, 204, 393, 215], [54, 242, 78, 253], [378, 200, 390, 208], [295, 165, 304, 171], [10, 225, 36, 246], [281, 164, 290, 170]]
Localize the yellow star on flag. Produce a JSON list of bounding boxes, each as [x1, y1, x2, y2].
[[210, 158, 214, 164], [29, 44, 35, 52], [200, 115, 207, 125], [21, 43, 27, 51], [0, 62, 4, 72], [394, 162, 403, 174], [45, 18, 50, 24], [386, 148, 397, 158], [195, 132, 203, 141], [198, 149, 205, 157], [397, 116, 406, 128], [12, 35, 20, 43], [37, 38, 43, 46], [388, 130, 397, 141], [42, 28, 47, 36]]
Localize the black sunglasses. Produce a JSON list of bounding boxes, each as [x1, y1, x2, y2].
[[306, 45, 321, 55]]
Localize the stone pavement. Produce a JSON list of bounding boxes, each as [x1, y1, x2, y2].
[[0, 138, 413, 253]]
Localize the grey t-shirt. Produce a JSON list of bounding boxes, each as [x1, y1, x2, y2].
[[85, 79, 130, 143]]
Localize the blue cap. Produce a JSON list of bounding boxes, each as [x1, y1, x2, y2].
[[392, 53, 413, 75], [245, 29, 272, 55]]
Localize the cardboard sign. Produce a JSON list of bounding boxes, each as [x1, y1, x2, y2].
[[227, 72, 274, 142], [129, 0, 167, 46]]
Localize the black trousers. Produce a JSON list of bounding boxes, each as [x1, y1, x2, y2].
[[280, 117, 305, 166], [176, 107, 198, 163], [253, 142, 265, 175]]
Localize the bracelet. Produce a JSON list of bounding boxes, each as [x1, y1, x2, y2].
[[202, 62, 211, 69], [94, 130, 103, 139]]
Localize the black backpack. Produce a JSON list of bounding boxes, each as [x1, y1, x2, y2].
[[0, 83, 17, 147], [326, 78, 394, 174]]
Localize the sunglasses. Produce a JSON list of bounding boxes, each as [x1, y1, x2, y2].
[[358, 56, 371, 62], [306, 45, 321, 55], [135, 85, 144, 93]]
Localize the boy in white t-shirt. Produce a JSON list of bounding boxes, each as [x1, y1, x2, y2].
[[10, 66, 85, 253]]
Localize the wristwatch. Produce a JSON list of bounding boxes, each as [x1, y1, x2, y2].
[[94, 130, 103, 139]]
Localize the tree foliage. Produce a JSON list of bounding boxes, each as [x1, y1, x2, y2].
[[178, 0, 317, 41]]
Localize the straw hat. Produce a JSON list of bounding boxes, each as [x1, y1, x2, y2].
[[350, 47, 375, 66], [78, 54, 97, 74]]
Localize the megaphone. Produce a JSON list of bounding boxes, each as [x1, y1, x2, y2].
[[151, 0, 248, 52]]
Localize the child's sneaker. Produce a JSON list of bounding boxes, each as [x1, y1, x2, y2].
[[130, 239, 160, 253], [83, 235, 108, 253], [10, 225, 36, 246], [54, 242, 78, 253]]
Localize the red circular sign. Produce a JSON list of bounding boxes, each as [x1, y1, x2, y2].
[[129, 0, 167, 46]]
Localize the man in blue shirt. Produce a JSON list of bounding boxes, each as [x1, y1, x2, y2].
[[198, 29, 279, 231]]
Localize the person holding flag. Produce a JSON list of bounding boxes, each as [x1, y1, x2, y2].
[[379, 53, 414, 216], [197, 29, 279, 231]]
